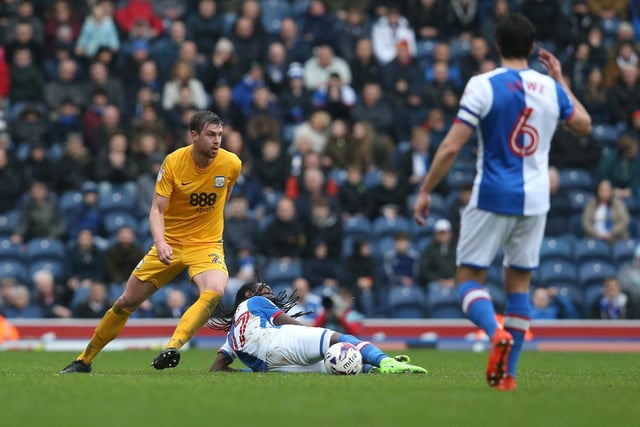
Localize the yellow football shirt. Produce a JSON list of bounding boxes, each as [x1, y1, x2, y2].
[[155, 146, 241, 245]]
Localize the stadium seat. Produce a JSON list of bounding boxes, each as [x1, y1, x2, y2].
[[137, 217, 151, 241], [566, 190, 592, 215], [583, 284, 604, 316], [426, 283, 463, 319], [58, 190, 83, 215], [540, 237, 574, 262], [0, 238, 25, 263], [577, 261, 617, 288], [487, 264, 504, 285], [0, 260, 28, 283], [102, 212, 139, 236], [26, 238, 66, 263], [446, 169, 474, 190], [573, 239, 612, 264], [371, 215, 411, 240], [342, 216, 372, 239], [97, 187, 137, 216], [388, 285, 426, 318], [544, 214, 569, 237], [373, 236, 397, 259], [555, 283, 586, 316], [592, 123, 622, 146], [537, 260, 578, 287], [611, 239, 637, 266], [70, 286, 91, 310], [0, 209, 20, 237], [484, 283, 506, 311], [558, 168, 594, 192], [264, 258, 303, 285], [28, 259, 66, 283]]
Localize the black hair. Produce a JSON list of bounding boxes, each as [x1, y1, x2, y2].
[[206, 282, 305, 331], [495, 12, 536, 59], [189, 110, 224, 134]]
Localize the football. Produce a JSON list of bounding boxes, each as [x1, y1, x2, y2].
[[324, 342, 363, 375]]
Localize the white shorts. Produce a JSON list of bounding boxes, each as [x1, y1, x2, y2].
[[264, 324, 333, 373], [457, 206, 546, 270]]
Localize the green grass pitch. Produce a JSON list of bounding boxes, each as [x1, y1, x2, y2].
[[0, 349, 637, 427]]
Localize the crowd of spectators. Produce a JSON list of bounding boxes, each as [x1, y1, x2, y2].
[[1, 0, 640, 321]]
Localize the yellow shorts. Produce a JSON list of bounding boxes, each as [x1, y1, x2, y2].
[[133, 243, 228, 288]]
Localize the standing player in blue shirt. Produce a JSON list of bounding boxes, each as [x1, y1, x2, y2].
[[413, 13, 592, 391]]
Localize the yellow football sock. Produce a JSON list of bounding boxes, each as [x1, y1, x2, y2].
[[77, 302, 132, 364], [165, 290, 221, 350]]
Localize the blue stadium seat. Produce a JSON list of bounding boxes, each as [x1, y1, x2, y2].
[[97, 187, 137, 216], [446, 169, 474, 190], [592, 123, 623, 146], [611, 239, 637, 265], [0, 260, 28, 283], [566, 190, 592, 214], [371, 215, 411, 240], [487, 264, 503, 285], [388, 285, 426, 318], [558, 168, 594, 192], [0, 209, 20, 237], [58, 190, 83, 218], [373, 236, 397, 259], [342, 216, 371, 239], [583, 284, 604, 316], [573, 239, 612, 263], [426, 283, 463, 319], [137, 217, 151, 241], [537, 260, 578, 287], [26, 238, 66, 263], [484, 283, 506, 311], [102, 212, 139, 236], [555, 283, 586, 316], [577, 261, 616, 288], [540, 237, 574, 262], [0, 238, 25, 263], [544, 214, 569, 237], [70, 286, 91, 310], [28, 259, 66, 283], [264, 258, 303, 284]]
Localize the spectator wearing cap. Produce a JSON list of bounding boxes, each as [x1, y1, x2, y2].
[[418, 218, 456, 289], [75, 1, 120, 59]]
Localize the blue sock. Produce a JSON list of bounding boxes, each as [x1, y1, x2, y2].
[[458, 281, 498, 337], [503, 293, 531, 378], [338, 335, 387, 366]]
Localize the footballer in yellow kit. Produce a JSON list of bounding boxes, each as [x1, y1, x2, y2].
[[60, 111, 243, 374], [134, 144, 241, 287]]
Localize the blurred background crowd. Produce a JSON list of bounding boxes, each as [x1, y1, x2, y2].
[[0, 0, 640, 327]]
